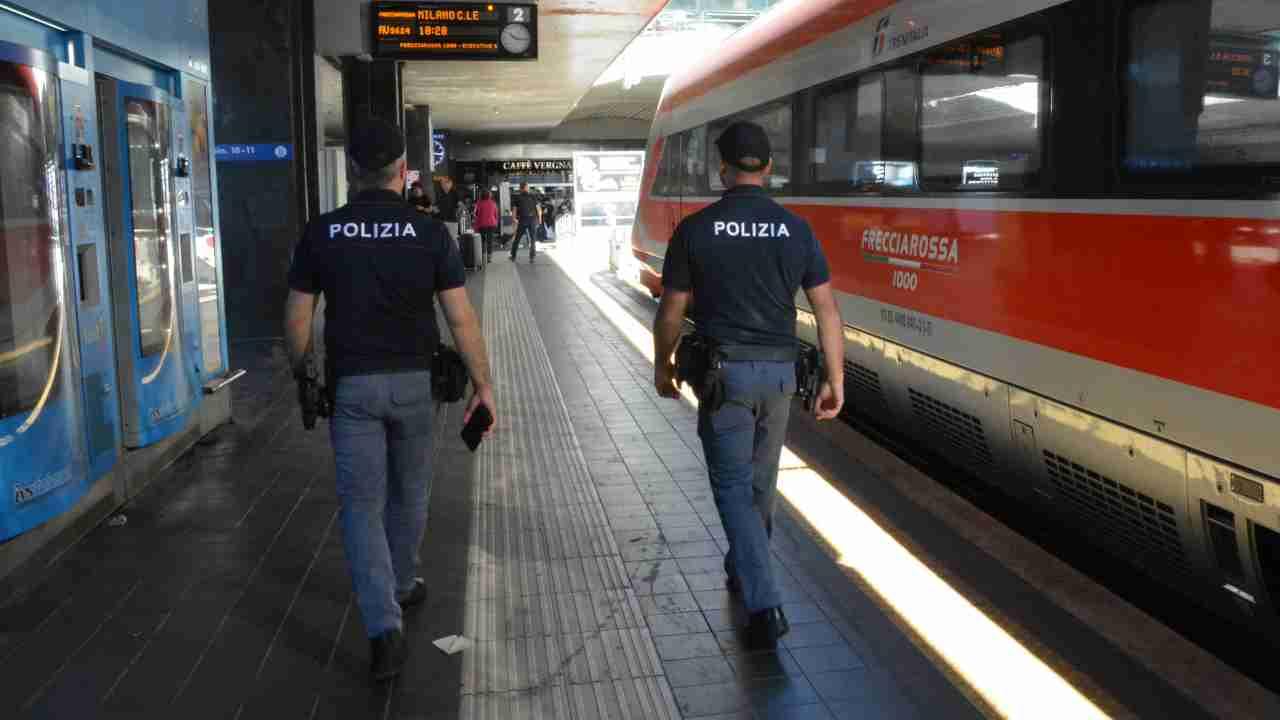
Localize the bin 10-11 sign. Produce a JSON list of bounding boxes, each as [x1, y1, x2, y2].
[[372, 2, 538, 60]]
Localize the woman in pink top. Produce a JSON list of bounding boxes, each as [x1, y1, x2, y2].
[[473, 191, 500, 262]]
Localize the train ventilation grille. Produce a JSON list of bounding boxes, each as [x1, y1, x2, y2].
[[1042, 451, 1190, 575], [907, 388, 994, 470], [843, 361, 886, 418]]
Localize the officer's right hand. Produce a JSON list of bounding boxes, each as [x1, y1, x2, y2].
[[464, 384, 497, 435], [655, 362, 681, 399], [814, 381, 844, 421]]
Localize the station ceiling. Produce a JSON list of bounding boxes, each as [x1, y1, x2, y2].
[[398, 0, 667, 134]]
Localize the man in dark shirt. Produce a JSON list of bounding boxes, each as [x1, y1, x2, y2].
[[435, 175, 461, 243], [284, 119, 496, 681], [508, 182, 541, 263], [653, 121, 845, 651]]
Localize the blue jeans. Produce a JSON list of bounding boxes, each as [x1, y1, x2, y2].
[[330, 372, 436, 638], [509, 220, 536, 260], [697, 361, 794, 613]]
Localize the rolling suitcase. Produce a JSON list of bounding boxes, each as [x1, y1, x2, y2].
[[461, 232, 483, 271]]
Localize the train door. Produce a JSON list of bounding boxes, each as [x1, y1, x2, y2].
[[0, 42, 91, 540], [60, 66, 120, 482], [95, 75, 198, 449]]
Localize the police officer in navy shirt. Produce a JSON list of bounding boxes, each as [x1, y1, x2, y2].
[[284, 119, 496, 681], [653, 121, 846, 651]]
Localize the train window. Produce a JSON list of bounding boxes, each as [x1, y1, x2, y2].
[[1123, 0, 1280, 188], [653, 132, 683, 197], [813, 75, 884, 188], [680, 126, 708, 195], [881, 67, 920, 189], [921, 33, 1044, 190], [125, 99, 174, 359], [708, 100, 793, 193]]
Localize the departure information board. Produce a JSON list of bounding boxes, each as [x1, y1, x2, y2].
[[372, 2, 538, 60], [1206, 41, 1279, 99]]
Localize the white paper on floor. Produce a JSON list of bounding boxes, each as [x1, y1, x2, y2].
[[433, 635, 473, 655]]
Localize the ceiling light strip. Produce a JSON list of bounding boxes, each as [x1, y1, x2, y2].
[[0, 3, 68, 31]]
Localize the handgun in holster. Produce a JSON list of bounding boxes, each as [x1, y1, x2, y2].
[[674, 334, 727, 412], [296, 356, 332, 430], [432, 343, 469, 403], [795, 345, 826, 413]]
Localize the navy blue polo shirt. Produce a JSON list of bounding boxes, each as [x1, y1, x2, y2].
[[661, 185, 830, 348], [288, 188, 467, 377]]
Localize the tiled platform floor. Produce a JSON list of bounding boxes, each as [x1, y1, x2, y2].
[[0, 256, 977, 719]]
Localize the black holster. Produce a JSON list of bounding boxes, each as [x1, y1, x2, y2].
[[674, 335, 727, 412], [297, 357, 332, 430], [432, 344, 469, 403], [796, 346, 826, 412]]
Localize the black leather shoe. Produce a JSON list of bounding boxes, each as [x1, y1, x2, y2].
[[370, 628, 406, 681], [398, 578, 427, 609], [746, 607, 788, 652]]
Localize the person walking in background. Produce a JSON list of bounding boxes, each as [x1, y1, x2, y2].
[[408, 181, 432, 215], [508, 182, 541, 263], [435, 176, 461, 245], [474, 190, 499, 263]]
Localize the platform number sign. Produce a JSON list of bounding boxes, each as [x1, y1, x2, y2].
[[372, 2, 538, 60]]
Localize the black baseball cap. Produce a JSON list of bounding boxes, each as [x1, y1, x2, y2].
[[716, 121, 771, 172], [347, 118, 405, 171]]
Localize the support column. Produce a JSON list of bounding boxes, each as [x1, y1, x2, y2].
[[404, 106, 433, 185], [209, 0, 315, 342], [343, 58, 403, 128]]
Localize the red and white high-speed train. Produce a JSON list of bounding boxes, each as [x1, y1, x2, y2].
[[632, 0, 1280, 623]]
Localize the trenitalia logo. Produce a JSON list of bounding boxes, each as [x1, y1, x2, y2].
[[862, 227, 959, 274], [872, 16, 929, 57], [872, 17, 890, 56]]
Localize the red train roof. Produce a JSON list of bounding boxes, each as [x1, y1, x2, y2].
[[661, 0, 896, 114]]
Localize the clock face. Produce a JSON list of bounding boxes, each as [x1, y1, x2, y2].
[[500, 23, 531, 55]]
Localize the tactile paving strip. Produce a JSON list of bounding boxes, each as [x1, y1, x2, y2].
[[460, 262, 680, 719]]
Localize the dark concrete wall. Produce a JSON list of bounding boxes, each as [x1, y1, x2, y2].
[[209, 0, 313, 341]]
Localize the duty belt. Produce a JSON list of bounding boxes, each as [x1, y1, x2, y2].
[[715, 344, 800, 363]]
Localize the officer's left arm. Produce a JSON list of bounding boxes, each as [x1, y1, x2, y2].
[[284, 290, 318, 374]]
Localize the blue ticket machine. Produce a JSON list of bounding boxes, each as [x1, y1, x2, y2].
[[0, 41, 92, 540], [60, 62, 120, 483], [95, 75, 198, 448]]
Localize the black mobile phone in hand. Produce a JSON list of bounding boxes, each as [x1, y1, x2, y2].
[[461, 405, 493, 452]]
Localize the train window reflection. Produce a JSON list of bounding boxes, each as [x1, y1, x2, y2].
[[813, 74, 884, 187], [1125, 0, 1280, 179], [654, 132, 684, 196], [680, 126, 707, 195], [0, 64, 61, 421], [125, 99, 174, 359], [921, 33, 1043, 190]]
